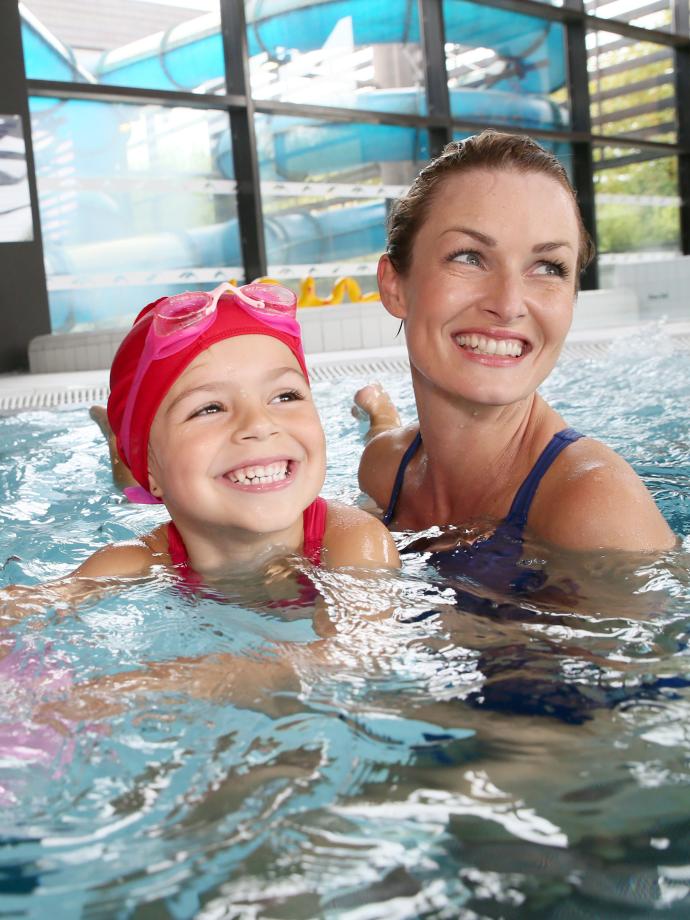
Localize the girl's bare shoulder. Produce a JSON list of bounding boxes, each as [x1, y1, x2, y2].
[[74, 523, 171, 578], [321, 501, 400, 569]]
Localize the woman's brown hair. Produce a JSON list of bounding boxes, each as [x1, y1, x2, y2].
[[386, 130, 595, 279]]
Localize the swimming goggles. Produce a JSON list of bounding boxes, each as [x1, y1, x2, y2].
[[119, 281, 299, 469]]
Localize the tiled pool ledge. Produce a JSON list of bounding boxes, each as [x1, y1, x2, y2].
[[24, 287, 652, 376], [1, 320, 689, 414]]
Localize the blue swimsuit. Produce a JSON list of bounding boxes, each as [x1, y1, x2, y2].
[[383, 427, 585, 595], [384, 427, 690, 724]]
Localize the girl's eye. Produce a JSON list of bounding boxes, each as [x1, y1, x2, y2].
[[189, 402, 224, 419], [448, 249, 483, 267], [534, 259, 569, 278], [272, 388, 305, 404]]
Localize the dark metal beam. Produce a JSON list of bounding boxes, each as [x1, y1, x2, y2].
[[565, 0, 598, 288], [463, 0, 690, 47], [673, 0, 690, 252], [418, 0, 451, 157], [219, 0, 266, 281], [0, 0, 51, 368], [27, 78, 246, 111]]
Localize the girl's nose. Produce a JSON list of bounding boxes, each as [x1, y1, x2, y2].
[[232, 402, 279, 442]]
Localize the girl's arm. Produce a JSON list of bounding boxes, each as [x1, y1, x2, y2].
[[38, 651, 301, 724], [321, 501, 400, 569], [0, 527, 167, 623]]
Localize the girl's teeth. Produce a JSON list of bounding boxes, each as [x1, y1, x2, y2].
[[456, 334, 524, 357], [229, 461, 289, 484]]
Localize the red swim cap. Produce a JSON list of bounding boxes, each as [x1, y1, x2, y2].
[[107, 293, 309, 494]]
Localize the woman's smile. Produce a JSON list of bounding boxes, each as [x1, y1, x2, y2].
[[453, 328, 531, 363]]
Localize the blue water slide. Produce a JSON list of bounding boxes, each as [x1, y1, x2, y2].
[[43, 201, 386, 328], [20, 4, 95, 83], [91, 0, 565, 96], [20, 0, 568, 329]]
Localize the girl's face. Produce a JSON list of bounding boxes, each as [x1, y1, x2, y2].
[[379, 168, 580, 408], [147, 335, 326, 540]]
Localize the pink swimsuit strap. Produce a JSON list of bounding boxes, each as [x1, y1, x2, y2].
[[167, 496, 328, 572], [302, 496, 327, 565]]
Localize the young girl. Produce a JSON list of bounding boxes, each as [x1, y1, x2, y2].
[[4, 280, 398, 616]]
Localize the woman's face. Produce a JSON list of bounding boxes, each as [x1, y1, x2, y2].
[[379, 168, 580, 408]]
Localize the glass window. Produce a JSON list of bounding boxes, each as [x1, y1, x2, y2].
[[443, 0, 570, 132], [584, 0, 674, 33], [255, 114, 429, 299], [588, 32, 676, 144], [21, 0, 225, 93], [594, 146, 680, 256], [248, 0, 426, 115], [29, 98, 239, 331]]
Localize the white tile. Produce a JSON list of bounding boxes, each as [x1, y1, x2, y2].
[[322, 319, 345, 352]]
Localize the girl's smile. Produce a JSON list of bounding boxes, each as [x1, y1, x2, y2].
[[220, 457, 297, 490]]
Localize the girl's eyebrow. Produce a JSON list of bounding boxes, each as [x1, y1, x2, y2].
[[165, 367, 306, 414]]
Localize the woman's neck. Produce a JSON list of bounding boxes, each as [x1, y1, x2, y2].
[[409, 375, 559, 527]]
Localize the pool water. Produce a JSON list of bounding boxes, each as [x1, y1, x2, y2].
[[0, 325, 689, 918]]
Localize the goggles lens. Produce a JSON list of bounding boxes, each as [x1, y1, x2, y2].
[[240, 282, 297, 316], [152, 291, 215, 338]]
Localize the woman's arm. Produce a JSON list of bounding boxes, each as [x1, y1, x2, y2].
[[530, 439, 676, 552]]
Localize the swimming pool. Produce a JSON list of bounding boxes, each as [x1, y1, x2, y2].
[[1, 322, 689, 918]]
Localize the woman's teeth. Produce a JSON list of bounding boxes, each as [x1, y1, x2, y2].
[[228, 461, 289, 484], [456, 334, 524, 357]]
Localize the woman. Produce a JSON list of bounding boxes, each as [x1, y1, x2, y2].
[[355, 130, 674, 570]]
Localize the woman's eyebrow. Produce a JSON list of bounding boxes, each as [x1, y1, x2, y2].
[[442, 226, 496, 246], [532, 240, 574, 253]]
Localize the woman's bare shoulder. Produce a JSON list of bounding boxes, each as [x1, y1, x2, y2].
[[357, 423, 419, 510], [321, 500, 400, 569], [531, 437, 675, 552]]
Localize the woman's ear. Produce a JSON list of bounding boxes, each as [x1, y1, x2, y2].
[[377, 254, 407, 320]]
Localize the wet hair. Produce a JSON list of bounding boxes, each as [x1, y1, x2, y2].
[[386, 130, 595, 280]]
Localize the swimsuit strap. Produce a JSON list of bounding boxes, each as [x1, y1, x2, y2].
[[382, 430, 422, 525], [503, 428, 585, 531], [381, 427, 584, 533], [167, 521, 189, 567], [302, 496, 328, 565], [167, 498, 328, 570]]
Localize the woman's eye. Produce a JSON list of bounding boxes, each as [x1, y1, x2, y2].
[[449, 250, 483, 267], [273, 389, 304, 404], [534, 260, 569, 278]]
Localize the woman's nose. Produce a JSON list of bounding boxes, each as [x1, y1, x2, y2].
[[481, 272, 527, 323]]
